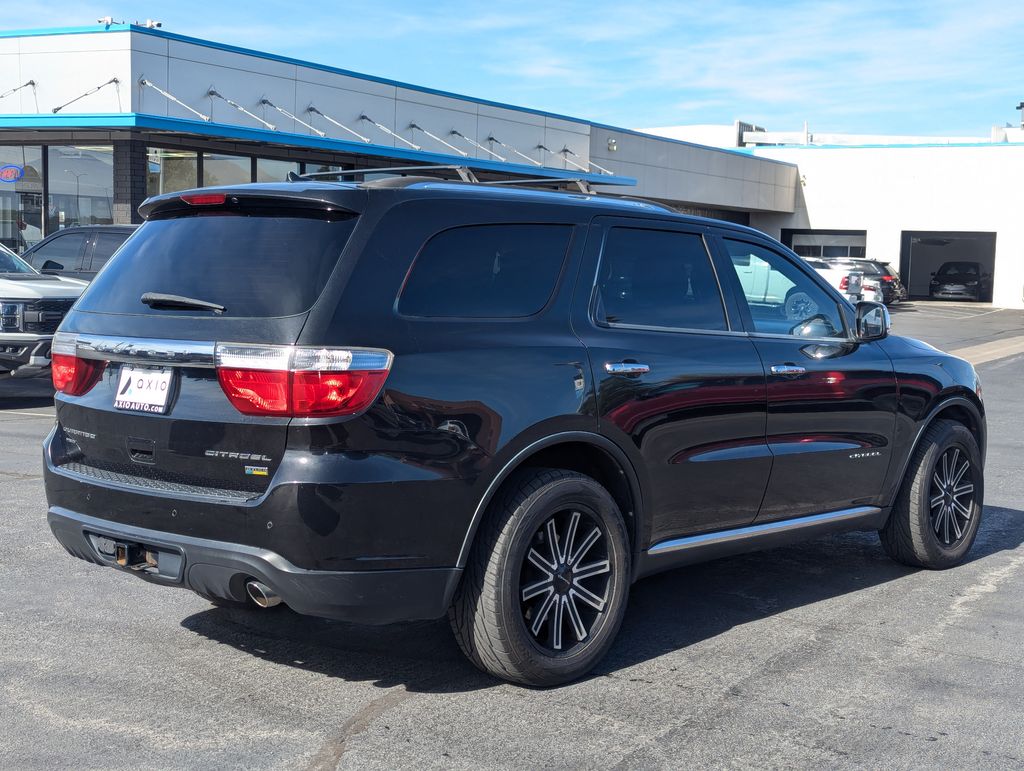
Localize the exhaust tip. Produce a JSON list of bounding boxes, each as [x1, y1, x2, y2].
[[245, 580, 282, 608]]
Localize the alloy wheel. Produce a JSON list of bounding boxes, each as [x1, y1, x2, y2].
[[929, 447, 975, 547], [519, 508, 612, 654]]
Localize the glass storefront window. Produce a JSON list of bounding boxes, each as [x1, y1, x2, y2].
[[256, 158, 301, 183], [47, 145, 114, 232], [203, 153, 252, 187], [302, 163, 346, 178], [147, 148, 199, 197], [0, 146, 44, 253]]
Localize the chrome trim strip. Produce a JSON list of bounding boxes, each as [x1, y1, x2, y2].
[[647, 506, 881, 555], [74, 334, 216, 368]]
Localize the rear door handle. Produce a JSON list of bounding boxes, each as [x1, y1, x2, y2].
[[770, 364, 806, 377], [605, 362, 651, 376]]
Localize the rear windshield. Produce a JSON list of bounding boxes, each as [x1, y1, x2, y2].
[[75, 213, 356, 317]]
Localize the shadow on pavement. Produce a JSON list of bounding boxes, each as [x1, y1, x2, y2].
[[180, 505, 1024, 692]]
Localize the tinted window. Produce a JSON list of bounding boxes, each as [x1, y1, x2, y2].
[[88, 231, 131, 270], [595, 228, 726, 331], [724, 239, 846, 339], [76, 213, 356, 318], [399, 224, 571, 318], [31, 232, 87, 271], [0, 244, 35, 274]]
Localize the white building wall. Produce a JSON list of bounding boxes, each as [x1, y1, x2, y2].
[[749, 145, 1024, 309]]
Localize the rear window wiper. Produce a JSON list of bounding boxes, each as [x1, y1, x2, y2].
[[140, 292, 226, 314]]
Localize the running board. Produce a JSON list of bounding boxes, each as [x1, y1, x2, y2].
[[637, 506, 886, 579]]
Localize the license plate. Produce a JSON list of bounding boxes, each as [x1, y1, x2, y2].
[[114, 367, 173, 414]]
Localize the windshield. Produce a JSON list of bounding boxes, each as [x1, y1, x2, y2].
[[0, 244, 37, 275], [938, 262, 980, 277]]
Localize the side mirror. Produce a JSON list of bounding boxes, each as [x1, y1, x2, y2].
[[41, 260, 64, 272], [930, 271, 936, 276], [856, 301, 890, 341]]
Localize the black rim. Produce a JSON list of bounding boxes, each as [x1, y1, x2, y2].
[[929, 446, 975, 547], [519, 507, 612, 654]]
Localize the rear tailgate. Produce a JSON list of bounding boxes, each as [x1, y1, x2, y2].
[[50, 194, 359, 500]]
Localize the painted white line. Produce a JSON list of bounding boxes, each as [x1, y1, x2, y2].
[[950, 334, 1024, 366], [1, 411, 55, 418]]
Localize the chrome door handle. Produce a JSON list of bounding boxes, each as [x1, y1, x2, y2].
[[605, 362, 651, 376], [770, 364, 806, 377]]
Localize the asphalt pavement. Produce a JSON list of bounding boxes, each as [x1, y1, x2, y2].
[[1, 302, 1023, 769]]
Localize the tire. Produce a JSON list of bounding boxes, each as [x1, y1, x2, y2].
[[879, 419, 983, 569], [449, 468, 631, 686]]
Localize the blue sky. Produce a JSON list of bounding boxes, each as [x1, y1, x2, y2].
[[7, 0, 1024, 135]]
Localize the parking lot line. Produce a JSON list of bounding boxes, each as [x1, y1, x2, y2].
[[950, 335, 1024, 366]]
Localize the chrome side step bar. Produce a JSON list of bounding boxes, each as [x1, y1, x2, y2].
[[638, 506, 885, 579]]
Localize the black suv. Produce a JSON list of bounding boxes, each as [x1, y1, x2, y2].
[[44, 176, 986, 686], [22, 225, 137, 282]]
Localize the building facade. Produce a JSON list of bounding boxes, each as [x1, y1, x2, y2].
[[0, 22, 798, 259]]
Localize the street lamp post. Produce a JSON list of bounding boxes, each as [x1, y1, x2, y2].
[[64, 169, 87, 226]]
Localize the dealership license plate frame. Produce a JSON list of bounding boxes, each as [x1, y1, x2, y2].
[[114, 366, 174, 414]]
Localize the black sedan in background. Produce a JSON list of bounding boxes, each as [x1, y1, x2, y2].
[[930, 261, 992, 301]]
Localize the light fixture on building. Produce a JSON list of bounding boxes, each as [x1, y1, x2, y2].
[[607, 138, 618, 152], [208, 88, 276, 130], [96, 16, 118, 25], [52, 77, 120, 114], [408, 123, 465, 156], [141, 19, 162, 28], [360, 114, 420, 150]]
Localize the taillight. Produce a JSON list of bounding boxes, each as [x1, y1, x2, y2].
[[51, 333, 106, 396], [839, 276, 849, 290], [215, 344, 392, 417], [881, 275, 895, 282], [864, 284, 879, 292]]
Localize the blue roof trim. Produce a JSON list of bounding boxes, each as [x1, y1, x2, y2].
[[0, 23, 132, 37], [0, 112, 636, 186], [742, 142, 1024, 151]]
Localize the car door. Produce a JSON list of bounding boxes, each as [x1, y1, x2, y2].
[[712, 235, 898, 523], [574, 218, 770, 548], [27, 231, 88, 278]]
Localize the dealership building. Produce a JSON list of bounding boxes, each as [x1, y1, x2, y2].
[[2, 22, 1022, 308]]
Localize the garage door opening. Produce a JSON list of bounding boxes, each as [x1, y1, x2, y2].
[[899, 231, 996, 302]]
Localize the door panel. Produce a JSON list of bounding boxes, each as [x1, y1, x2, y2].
[[714, 236, 898, 522], [575, 220, 770, 547]]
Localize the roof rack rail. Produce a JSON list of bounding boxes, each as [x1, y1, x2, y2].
[[288, 164, 480, 183], [480, 177, 593, 194]]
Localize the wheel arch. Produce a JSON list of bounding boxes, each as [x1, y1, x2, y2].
[[455, 431, 644, 572], [887, 392, 986, 507]]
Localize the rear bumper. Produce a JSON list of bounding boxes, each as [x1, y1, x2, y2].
[[48, 506, 462, 624]]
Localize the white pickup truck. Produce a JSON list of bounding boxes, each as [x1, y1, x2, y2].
[[0, 243, 86, 380]]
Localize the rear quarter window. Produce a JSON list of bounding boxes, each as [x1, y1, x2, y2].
[[398, 224, 572, 318]]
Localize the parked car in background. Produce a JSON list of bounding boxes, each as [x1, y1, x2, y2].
[[44, 176, 986, 687], [803, 258, 874, 301], [930, 261, 991, 301], [823, 258, 907, 305], [21, 225, 137, 282], [0, 243, 85, 380]]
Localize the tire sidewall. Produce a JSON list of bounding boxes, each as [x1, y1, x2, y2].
[[496, 476, 631, 682]]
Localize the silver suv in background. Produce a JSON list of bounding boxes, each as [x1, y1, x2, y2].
[[0, 244, 85, 381]]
